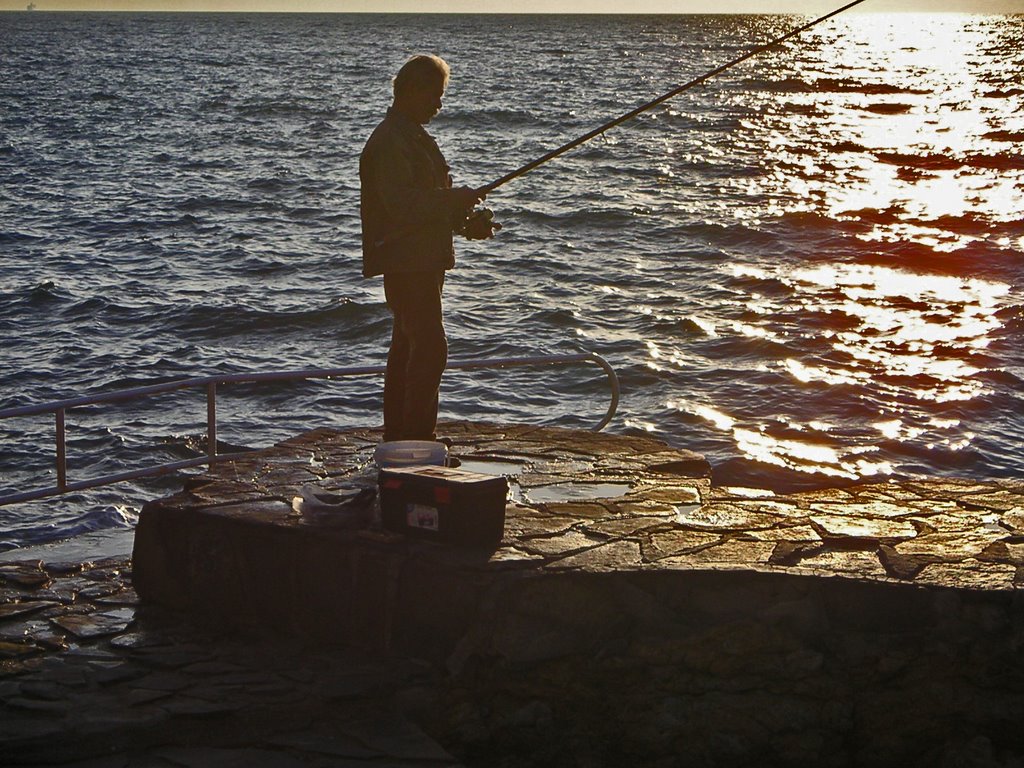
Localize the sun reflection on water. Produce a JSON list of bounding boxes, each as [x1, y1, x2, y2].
[[668, 259, 1012, 480], [663, 14, 1021, 481], [730, 14, 1023, 251]]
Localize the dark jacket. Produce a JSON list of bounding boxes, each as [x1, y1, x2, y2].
[[360, 108, 456, 278]]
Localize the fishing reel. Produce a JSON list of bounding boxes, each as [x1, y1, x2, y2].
[[456, 207, 501, 240]]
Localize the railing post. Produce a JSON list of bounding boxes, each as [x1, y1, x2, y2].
[[2, 352, 618, 507], [206, 382, 217, 460], [55, 408, 67, 490]]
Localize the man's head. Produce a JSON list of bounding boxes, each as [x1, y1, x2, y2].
[[392, 54, 450, 125]]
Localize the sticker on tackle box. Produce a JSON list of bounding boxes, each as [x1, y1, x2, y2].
[[406, 503, 439, 531]]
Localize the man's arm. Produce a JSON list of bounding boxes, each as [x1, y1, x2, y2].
[[367, 136, 481, 229]]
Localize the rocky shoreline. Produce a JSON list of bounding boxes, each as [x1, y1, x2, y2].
[[3, 421, 1023, 766]]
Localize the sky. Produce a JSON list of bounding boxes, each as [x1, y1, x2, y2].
[[4, 0, 1023, 12]]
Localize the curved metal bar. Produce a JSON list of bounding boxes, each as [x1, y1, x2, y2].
[[0, 352, 619, 507]]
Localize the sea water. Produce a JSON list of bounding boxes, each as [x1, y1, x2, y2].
[[1, 11, 1021, 551]]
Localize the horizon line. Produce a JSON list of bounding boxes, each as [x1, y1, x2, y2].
[[5, 7, 1016, 12]]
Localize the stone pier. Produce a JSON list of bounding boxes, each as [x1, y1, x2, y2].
[[3, 421, 1024, 766]]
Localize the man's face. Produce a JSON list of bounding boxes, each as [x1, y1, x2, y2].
[[408, 78, 445, 125]]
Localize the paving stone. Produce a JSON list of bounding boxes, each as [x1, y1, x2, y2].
[[675, 503, 781, 531], [64, 644, 122, 661], [108, 630, 170, 650], [130, 644, 212, 668], [5, 694, 70, 714], [583, 515, 676, 538], [78, 583, 125, 601], [787, 487, 853, 503], [18, 679, 66, 700], [180, 659, 248, 676], [894, 531, 1006, 560], [878, 544, 941, 581], [485, 547, 547, 567], [51, 608, 135, 639], [266, 729, 382, 760], [809, 500, 915, 519], [739, 524, 821, 543], [74, 704, 170, 735], [134, 670, 191, 692], [958, 491, 1021, 512], [642, 529, 722, 561], [54, 756, 134, 768], [0, 562, 51, 589], [314, 671, 383, 701], [0, 617, 67, 649], [120, 686, 175, 706], [0, 639, 39, 659], [917, 561, 1018, 590], [94, 588, 140, 607], [341, 714, 457, 762], [794, 547, 891, 580], [516, 529, 606, 558], [0, 656, 45, 677], [43, 560, 87, 576], [979, 540, 1024, 566], [546, 539, 644, 571], [664, 538, 778, 567], [160, 694, 241, 717], [88, 659, 146, 686], [809, 515, 918, 542], [0, 716, 65, 743], [28, 657, 91, 686], [1001, 508, 1024, 533], [633, 484, 704, 504], [151, 746, 310, 768], [0, 600, 59, 621]]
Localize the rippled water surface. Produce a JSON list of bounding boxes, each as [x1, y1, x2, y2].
[[1, 11, 1022, 550]]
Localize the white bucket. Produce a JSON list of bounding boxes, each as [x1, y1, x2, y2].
[[373, 440, 448, 469]]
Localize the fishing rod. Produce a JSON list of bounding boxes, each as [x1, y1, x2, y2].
[[373, 0, 867, 249], [479, 0, 868, 196]]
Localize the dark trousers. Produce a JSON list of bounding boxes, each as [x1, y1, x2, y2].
[[382, 270, 447, 442]]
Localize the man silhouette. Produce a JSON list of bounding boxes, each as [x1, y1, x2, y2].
[[360, 55, 497, 442]]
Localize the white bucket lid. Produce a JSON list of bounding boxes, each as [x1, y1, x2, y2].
[[374, 440, 448, 468]]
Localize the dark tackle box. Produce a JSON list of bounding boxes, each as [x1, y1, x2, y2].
[[379, 465, 508, 548]]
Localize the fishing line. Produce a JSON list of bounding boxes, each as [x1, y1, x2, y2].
[[480, 0, 868, 195]]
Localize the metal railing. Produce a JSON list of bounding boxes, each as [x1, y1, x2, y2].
[[0, 352, 619, 506]]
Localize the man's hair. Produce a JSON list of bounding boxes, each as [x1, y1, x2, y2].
[[393, 55, 450, 98]]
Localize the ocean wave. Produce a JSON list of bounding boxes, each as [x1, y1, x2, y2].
[[963, 152, 1024, 171], [859, 103, 914, 115], [983, 88, 1024, 99], [875, 150, 1024, 172], [905, 212, 1011, 235], [0, 230, 44, 244], [516, 207, 637, 229], [246, 176, 292, 192], [984, 130, 1024, 143], [0, 503, 136, 553], [755, 76, 928, 96], [177, 195, 278, 214], [21, 280, 68, 305], [443, 106, 550, 130], [166, 297, 387, 338], [234, 99, 339, 119]]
